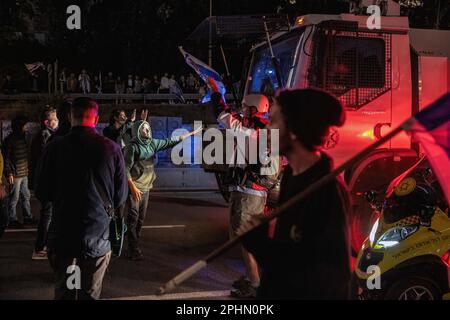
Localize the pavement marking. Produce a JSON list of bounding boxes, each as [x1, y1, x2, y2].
[[4, 229, 37, 233], [142, 225, 186, 230], [4, 225, 187, 234], [109, 290, 231, 301]]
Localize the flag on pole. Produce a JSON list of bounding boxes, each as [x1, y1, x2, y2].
[[24, 62, 44, 76], [179, 47, 226, 103], [402, 93, 450, 203]]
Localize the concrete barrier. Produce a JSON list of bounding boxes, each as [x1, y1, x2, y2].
[[154, 167, 218, 191]]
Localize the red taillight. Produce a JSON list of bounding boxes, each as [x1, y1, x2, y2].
[[442, 251, 450, 267]]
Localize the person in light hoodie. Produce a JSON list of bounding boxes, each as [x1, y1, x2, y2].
[[124, 120, 201, 261]]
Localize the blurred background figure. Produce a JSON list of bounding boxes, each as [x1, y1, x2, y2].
[[30, 106, 59, 260], [2, 115, 36, 229]]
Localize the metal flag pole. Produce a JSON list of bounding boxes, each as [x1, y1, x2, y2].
[[158, 121, 407, 295], [208, 0, 213, 67], [263, 16, 284, 89], [219, 44, 240, 108]]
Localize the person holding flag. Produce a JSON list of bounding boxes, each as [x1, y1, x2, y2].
[[208, 89, 281, 298], [158, 92, 450, 299], [241, 89, 352, 300], [180, 46, 280, 297], [240, 92, 450, 299]]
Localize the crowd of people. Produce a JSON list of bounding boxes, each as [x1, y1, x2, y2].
[[0, 88, 353, 301], [1, 69, 213, 100], [59, 70, 209, 96]]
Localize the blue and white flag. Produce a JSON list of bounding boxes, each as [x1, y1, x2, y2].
[[179, 47, 226, 103]]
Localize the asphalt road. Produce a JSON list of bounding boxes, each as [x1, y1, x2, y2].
[[0, 192, 245, 300]]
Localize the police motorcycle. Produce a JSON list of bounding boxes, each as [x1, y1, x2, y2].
[[355, 159, 450, 300]]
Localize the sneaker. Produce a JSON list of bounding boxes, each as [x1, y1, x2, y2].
[[23, 218, 39, 226], [230, 283, 258, 299], [232, 276, 251, 290], [32, 250, 48, 260], [8, 221, 23, 229]]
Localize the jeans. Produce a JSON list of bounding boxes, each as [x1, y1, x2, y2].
[[126, 191, 150, 252], [35, 201, 52, 251], [9, 176, 32, 222], [49, 252, 112, 300]]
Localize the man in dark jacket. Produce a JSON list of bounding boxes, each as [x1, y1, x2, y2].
[[35, 98, 128, 300], [243, 89, 352, 300], [52, 100, 72, 139], [2, 115, 36, 228], [30, 106, 59, 260], [103, 109, 147, 149]]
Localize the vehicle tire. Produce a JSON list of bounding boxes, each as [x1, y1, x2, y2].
[[384, 277, 442, 300]]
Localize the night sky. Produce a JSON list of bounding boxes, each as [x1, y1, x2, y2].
[[1, 0, 448, 79]]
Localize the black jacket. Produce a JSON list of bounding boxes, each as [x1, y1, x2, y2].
[[243, 153, 352, 300], [35, 126, 128, 258], [29, 127, 56, 188], [2, 132, 29, 178], [103, 122, 133, 148]]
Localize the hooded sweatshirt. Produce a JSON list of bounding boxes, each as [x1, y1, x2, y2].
[[124, 120, 182, 193]]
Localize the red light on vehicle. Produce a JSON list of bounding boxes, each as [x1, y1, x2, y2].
[[442, 251, 450, 267]]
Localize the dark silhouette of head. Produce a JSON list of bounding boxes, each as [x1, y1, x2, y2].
[[274, 89, 345, 152], [70, 98, 99, 128], [11, 115, 29, 134]]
